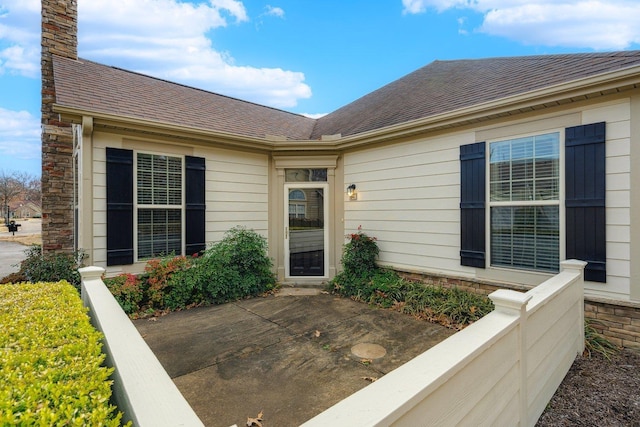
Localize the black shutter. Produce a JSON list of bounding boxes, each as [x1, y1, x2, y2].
[[565, 122, 606, 282], [106, 148, 134, 266], [460, 142, 486, 268], [185, 156, 206, 255]]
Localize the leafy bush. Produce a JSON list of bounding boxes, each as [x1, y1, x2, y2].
[[170, 226, 276, 306], [144, 255, 192, 310], [17, 245, 86, 291], [330, 228, 493, 329], [105, 227, 276, 315], [104, 273, 144, 315], [0, 281, 126, 425], [342, 226, 379, 272]]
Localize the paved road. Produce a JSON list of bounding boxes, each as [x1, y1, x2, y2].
[[0, 218, 41, 280], [0, 240, 28, 279]]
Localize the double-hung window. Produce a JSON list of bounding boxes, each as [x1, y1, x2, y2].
[[136, 153, 183, 260], [106, 147, 206, 266], [489, 133, 560, 272]]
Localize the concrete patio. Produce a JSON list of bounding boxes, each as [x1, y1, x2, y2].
[[134, 289, 454, 427]]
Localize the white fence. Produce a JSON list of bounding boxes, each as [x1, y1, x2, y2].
[[79, 266, 204, 427], [303, 260, 586, 427]]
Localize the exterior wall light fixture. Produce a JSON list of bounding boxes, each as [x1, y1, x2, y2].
[[347, 184, 357, 200]]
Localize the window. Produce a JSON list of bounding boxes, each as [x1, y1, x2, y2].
[[285, 168, 327, 182], [460, 122, 606, 282], [136, 153, 183, 259], [106, 148, 205, 266], [289, 189, 306, 218], [489, 133, 560, 272]]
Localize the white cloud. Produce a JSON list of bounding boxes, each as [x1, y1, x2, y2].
[[78, 0, 310, 108], [0, 0, 40, 77], [265, 5, 285, 18], [0, 108, 40, 160], [0, 0, 311, 108], [402, 0, 640, 50], [300, 112, 327, 119]]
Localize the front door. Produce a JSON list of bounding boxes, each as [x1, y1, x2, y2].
[[285, 183, 328, 277]]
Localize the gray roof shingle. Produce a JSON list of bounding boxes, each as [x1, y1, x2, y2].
[[52, 56, 317, 140], [52, 51, 640, 141], [311, 51, 640, 138]]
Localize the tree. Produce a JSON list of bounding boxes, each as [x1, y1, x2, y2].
[[0, 170, 38, 224]]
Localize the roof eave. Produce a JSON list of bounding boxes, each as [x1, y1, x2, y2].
[[53, 104, 344, 153], [53, 105, 281, 153]]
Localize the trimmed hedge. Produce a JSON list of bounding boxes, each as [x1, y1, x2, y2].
[[0, 281, 126, 426]]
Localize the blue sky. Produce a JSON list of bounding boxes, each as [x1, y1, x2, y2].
[[1, 0, 640, 178]]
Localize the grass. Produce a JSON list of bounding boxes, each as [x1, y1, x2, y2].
[[584, 318, 619, 360]]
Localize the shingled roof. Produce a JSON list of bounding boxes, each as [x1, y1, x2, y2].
[[311, 51, 640, 139], [52, 56, 316, 140], [52, 51, 640, 141]]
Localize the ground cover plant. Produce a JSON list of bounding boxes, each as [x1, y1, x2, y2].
[[105, 226, 276, 316], [329, 227, 494, 330], [0, 281, 126, 425]]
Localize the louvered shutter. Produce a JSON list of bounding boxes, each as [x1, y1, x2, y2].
[[185, 156, 206, 255], [460, 142, 486, 268], [565, 122, 606, 282], [106, 148, 134, 265]]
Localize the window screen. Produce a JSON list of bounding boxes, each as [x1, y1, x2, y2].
[[489, 133, 560, 272], [137, 153, 183, 259]]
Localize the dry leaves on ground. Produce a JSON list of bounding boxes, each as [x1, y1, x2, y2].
[[246, 410, 264, 427]]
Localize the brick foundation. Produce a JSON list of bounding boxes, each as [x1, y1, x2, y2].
[[398, 270, 640, 350]]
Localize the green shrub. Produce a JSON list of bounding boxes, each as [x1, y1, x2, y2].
[[342, 226, 379, 272], [144, 255, 193, 310], [330, 228, 493, 329], [171, 226, 276, 305], [104, 273, 144, 314], [106, 227, 276, 314], [18, 245, 86, 291], [0, 281, 126, 426]]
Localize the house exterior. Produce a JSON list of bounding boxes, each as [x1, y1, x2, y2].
[[11, 201, 42, 219], [43, 1, 640, 345]]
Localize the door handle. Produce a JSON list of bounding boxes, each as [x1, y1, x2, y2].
[[285, 226, 288, 239]]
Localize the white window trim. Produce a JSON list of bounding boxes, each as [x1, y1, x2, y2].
[[133, 151, 186, 261], [485, 129, 566, 274]]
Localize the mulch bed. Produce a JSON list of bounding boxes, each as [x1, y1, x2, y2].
[[537, 349, 640, 426]]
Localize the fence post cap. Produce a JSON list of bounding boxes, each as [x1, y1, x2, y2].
[[560, 259, 588, 272], [78, 266, 106, 280], [489, 289, 532, 315]]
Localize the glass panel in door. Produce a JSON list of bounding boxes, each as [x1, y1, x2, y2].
[[288, 187, 325, 276]]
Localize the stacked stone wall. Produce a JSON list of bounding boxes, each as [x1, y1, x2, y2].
[[41, 0, 77, 252], [398, 270, 640, 350]]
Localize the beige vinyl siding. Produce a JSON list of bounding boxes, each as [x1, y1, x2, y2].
[[583, 100, 632, 300], [344, 132, 473, 277], [198, 148, 269, 243], [345, 99, 633, 301], [91, 135, 269, 274], [92, 143, 107, 266]]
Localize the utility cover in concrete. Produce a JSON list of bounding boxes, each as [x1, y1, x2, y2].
[[351, 342, 387, 359]]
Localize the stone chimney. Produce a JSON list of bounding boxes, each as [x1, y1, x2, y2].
[[41, 0, 78, 252]]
